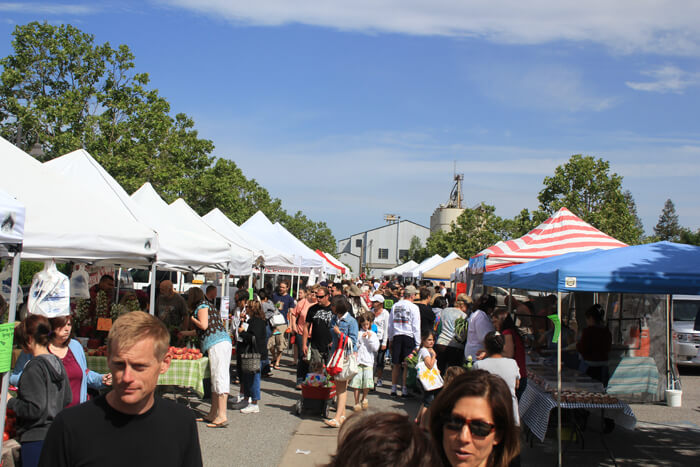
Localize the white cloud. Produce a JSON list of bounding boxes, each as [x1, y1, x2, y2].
[[468, 63, 615, 112], [158, 0, 700, 55], [626, 65, 700, 94], [0, 2, 98, 15]]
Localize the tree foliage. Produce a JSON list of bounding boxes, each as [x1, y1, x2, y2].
[[407, 235, 430, 263], [653, 199, 681, 241], [0, 22, 335, 253], [538, 155, 643, 244], [679, 228, 700, 246]]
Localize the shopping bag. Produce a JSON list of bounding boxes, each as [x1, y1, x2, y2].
[[27, 260, 70, 318], [0, 263, 23, 305], [416, 360, 444, 391], [241, 336, 261, 374], [70, 264, 90, 299], [326, 335, 347, 376], [336, 337, 358, 382]]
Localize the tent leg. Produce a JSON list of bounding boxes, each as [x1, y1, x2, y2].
[[149, 263, 157, 315], [0, 252, 22, 454], [116, 267, 122, 301], [557, 291, 562, 467], [667, 295, 672, 390]]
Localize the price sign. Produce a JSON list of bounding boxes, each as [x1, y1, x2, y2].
[[0, 323, 14, 373], [97, 318, 113, 331]]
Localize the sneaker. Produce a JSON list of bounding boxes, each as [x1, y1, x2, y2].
[[376, 379, 383, 387], [402, 387, 411, 398], [240, 404, 260, 414], [390, 391, 398, 398]]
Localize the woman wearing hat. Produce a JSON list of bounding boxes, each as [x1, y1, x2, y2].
[[347, 284, 369, 318]]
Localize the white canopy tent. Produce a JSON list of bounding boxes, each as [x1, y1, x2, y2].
[[168, 198, 256, 276], [202, 208, 295, 269], [1, 138, 157, 264], [240, 211, 323, 270], [131, 183, 234, 273], [273, 222, 325, 270], [381, 260, 419, 277], [402, 254, 444, 279]]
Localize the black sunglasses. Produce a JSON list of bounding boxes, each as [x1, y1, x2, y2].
[[316, 294, 326, 298], [443, 415, 495, 437]]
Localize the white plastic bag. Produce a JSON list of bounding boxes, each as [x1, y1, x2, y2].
[[27, 260, 71, 317], [0, 263, 23, 305], [70, 264, 90, 299]]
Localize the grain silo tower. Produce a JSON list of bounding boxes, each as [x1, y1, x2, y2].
[[430, 167, 465, 233]]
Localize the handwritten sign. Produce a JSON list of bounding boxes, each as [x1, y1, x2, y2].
[[0, 323, 15, 372], [547, 314, 561, 343], [97, 318, 113, 332], [220, 296, 229, 320]]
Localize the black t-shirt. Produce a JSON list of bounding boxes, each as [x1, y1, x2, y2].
[[39, 395, 202, 467], [417, 303, 435, 335], [306, 303, 333, 353]]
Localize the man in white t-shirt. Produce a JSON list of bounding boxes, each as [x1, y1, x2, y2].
[[387, 285, 421, 397]]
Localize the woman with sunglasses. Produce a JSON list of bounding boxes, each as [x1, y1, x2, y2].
[[429, 370, 519, 467]]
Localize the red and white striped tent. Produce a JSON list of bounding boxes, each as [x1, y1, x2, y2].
[[473, 207, 627, 272]]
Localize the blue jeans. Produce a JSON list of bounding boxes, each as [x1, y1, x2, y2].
[[242, 367, 261, 401], [21, 441, 43, 467]]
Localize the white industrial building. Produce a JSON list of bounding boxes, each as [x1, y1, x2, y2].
[[337, 220, 430, 277]]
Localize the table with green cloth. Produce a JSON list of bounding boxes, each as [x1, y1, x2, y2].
[[86, 356, 210, 397]]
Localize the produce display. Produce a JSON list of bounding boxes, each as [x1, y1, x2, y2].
[[167, 347, 203, 360], [88, 345, 108, 356], [549, 391, 619, 404], [4, 409, 16, 441]]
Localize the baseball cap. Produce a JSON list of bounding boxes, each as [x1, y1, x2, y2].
[[370, 294, 385, 303], [404, 285, 418, 296]]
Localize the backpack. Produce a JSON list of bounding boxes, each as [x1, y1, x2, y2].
[[453, 317, 468, 344]]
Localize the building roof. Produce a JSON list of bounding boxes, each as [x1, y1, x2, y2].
[[337, 219, 430, 242]]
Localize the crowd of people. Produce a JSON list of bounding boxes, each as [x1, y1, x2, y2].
[[4, 270, 618, 467]]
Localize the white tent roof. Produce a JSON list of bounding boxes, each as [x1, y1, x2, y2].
[[0, 189, 24, 249], [273, 222, 325, 269], [46, 150, 232, 272], [203, 208, 295, 269], [131, 183, 233, 272], [0, 138, 157, 263], [381, 260, 419, 277], [403, 254, 444, 278], [240, 211, 323, 269], [168, 199, 255, 275], [321, 251, 350, 277]]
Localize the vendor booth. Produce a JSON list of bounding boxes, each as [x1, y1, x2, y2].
[[483, 241, 700, 465]]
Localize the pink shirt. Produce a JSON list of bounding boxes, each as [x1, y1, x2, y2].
[[292, 298, 313, 331]]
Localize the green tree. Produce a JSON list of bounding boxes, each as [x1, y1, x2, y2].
[[653, 199, 681, 241], [679, 228, 700, 246], [407, 235, 430, 263], [538, 155, 643, 244], [1, 22, 335, 252]]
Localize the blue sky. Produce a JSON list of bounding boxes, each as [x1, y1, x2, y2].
[[2, 1, 700, 242]]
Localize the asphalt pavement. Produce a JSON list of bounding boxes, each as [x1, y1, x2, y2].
[[188, 357, 700, 467]]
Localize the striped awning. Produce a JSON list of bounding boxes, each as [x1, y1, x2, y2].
[[474, 207, 627, 271]]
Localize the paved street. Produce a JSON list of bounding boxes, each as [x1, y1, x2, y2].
[[189, 357, 700, 467]]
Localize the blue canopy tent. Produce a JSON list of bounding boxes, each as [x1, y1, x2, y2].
[[484, 241, 699, 466], [485, 241, 700, 295]]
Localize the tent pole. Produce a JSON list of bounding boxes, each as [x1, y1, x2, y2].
[[149, 263, 157, 315], [508, 287, 513, 313], [667, 295, 672, 390], [0, 252, 22, 455], [557, 291, 562, 467], [116, 267, 122, 302]]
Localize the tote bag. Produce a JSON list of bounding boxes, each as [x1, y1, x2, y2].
[[241, 336, 261, 374], [335, 337, 358, 382], [327, 335, 347, 376], [416, 360, 444, 391]]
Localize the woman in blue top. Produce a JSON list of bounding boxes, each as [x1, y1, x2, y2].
[[325, 295, 358, 428], [180, 287, 232, 428]]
